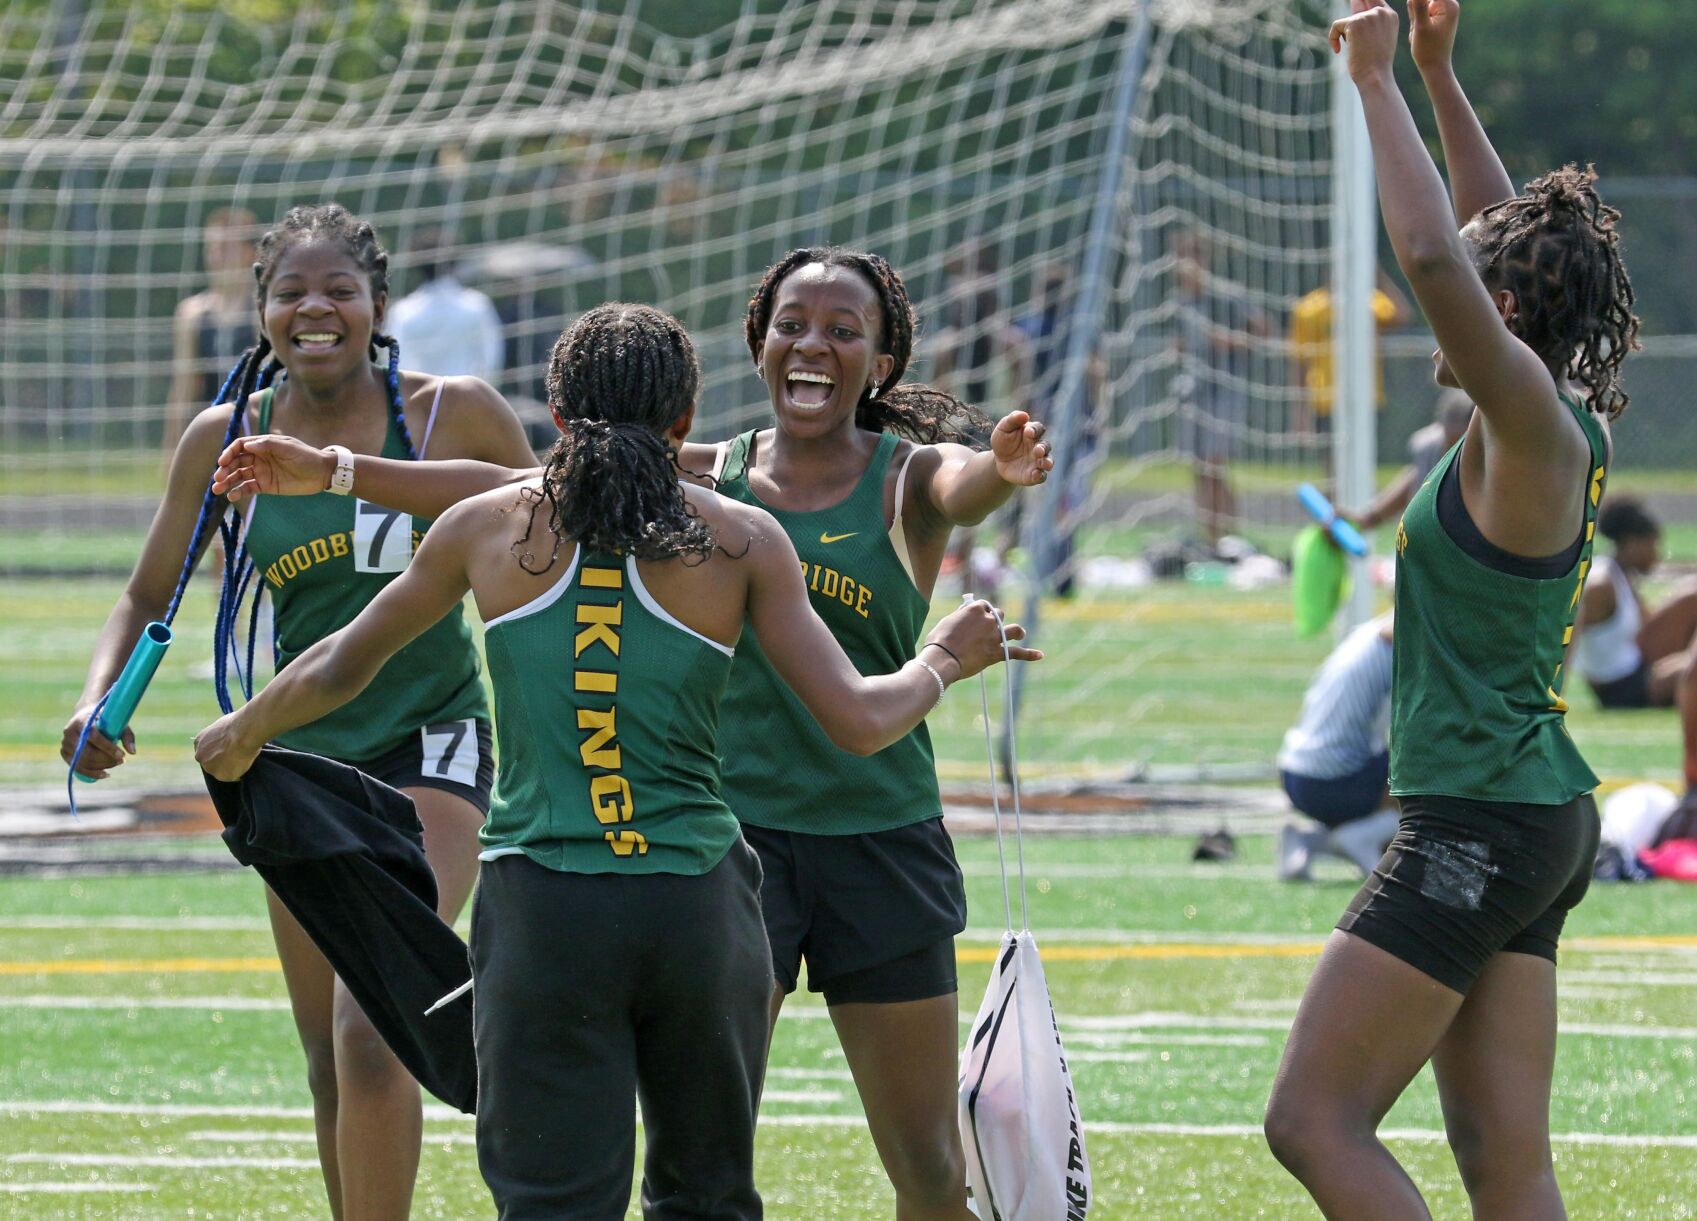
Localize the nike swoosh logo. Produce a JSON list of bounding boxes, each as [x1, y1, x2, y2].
[[819, 531, 859, 544]]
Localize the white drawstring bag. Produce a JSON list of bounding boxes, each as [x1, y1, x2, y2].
[[958, 601, 1091, 1220]]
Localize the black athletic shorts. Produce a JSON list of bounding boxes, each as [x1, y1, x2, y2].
[[1590, 660, 1652, 709], [743, 816, 967, 1006], [1337, 792, 1600, 994], [340, 718, 495, 813]]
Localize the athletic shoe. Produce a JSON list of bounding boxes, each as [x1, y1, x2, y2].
[[1192, 828, 1237, 863], [1276, 820, 1323, 882], [1329, 808, 1399, 877]]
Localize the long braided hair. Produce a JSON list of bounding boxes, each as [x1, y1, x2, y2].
[[514, 303, 715, 571], [205, 204, 414, 710], [744, 246, 989, 445], [1468, 164, 1640, 417]]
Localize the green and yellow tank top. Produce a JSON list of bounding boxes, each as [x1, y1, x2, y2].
[[242, 385, 487, 762], [1390, 392, 1607, 803], [478, 549, 741, 875], [715, 428, 941, 835]]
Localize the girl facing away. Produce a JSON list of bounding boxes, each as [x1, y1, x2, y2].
[[1265, 4, 1637, 1218], [195, 303, 1037, 1219]]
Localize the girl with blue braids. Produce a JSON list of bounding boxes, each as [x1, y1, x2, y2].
[[60, 203, 535, 1220]]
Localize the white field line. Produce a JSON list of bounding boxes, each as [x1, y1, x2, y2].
[[7, 1153, 319, 1171], [0, 1182, 155, 1194], [0, 916, 270, 932], [187, 1129, 478, 1148], [765, 1067, 856, 1081], [958, 926, 1323, 945], [1563, 970, 1697, 987], [1067, 1051, 1151, 1063], [0, 995, 289, 1011], [1067, 1030, 1267, 1048], [9, 1116, 1697, 1151]]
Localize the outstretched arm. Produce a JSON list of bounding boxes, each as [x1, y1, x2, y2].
[[193, 504, 478, 779], [1407, 0, 1514, 223], [1331, 1, 1557, 447], [918, 410, 1053, 528], [742, 512, 1039, 755], [213, 433, 538, 518]]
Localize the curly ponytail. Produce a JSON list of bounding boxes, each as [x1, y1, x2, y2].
[[515, 304, 713, 570], [1470, 164, 1640, 416]]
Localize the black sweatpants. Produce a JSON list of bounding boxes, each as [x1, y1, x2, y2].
[[470, 841, 772, 1220]]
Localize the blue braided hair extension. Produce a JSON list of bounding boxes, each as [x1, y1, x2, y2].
[[378, 333, 418, 459], [67, 348, 258, 812], [210, 344, 280, 714]]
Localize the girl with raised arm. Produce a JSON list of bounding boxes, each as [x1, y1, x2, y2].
[[1263, 4, 1638, 1218], [195, 304, 1037, 1218]]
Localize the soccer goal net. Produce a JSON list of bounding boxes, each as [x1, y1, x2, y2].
[[3, 0, 1343, 782]]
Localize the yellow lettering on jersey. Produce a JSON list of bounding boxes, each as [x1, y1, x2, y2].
[[265, 562, 286, 589], [276, 553, 298, 580], [1395, 518, 1408, 556], [590, 774, 634, 826], [577, 708, 621, 768], [581, 566, 622, 589], [290, 544, 312, 570], [575, 603, 622, 658], [604, 829, 649, 856], [575, 671, 618, 694], [329, 532, 350, 558], [309, 537, 331, 564], [800, 562, 874, 620]]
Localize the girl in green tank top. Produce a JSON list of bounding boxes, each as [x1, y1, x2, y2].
[[207, 246, 1057, 1219], [63, 204, 536, 1219], [1268, 8, 1641, 1219], [194, 303, 1035, 1217]]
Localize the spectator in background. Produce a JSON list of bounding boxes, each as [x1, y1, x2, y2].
[[1343, 388, 1474, 531], [1170, 229, 1268, 550], [1005, 262, 1105, 596], [165, 207, 259, 447], [1573, 497, 1697, 709], [1288, 267, 1412, 444], [1276, 612, 1400, 881], [387, 228, 504, 381]]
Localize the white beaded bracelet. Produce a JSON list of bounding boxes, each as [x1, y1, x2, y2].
[[915, 658, 947, 709]]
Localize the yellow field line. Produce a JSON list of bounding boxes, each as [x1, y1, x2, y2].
[[956, 942, 1322, 964], [3, 933, 1695, 977], [0, 957, 281, 976]]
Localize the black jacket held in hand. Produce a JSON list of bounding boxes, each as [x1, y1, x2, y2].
[[204, 746, 477, 1114]]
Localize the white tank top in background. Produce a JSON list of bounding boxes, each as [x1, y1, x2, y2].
[[1573, 555, 1642, 685]]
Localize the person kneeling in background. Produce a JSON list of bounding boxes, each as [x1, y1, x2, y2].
[[1275, 613, 1399, 880]]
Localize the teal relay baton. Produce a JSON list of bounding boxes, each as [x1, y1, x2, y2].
[[1297, 482, 1369, 558], [73, 622, 173, 783]]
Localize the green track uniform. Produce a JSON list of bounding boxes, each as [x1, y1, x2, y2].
[[1390, 392, 1606, 803], [715, 429, 966, 1005], [478, 550, 741, 875], [716, 429, 940, 835], [244, 387, 486, 763], [1339, 391, 1607, 994], [469, 547, 767, 1218]]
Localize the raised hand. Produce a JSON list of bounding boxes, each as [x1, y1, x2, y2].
[[212, 434, 335, 503], [923, 599, 1042, 682], [989, 410, 1055, 486], [1408, 0, 1459, 76], [1328, 0, 1400, 83]]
